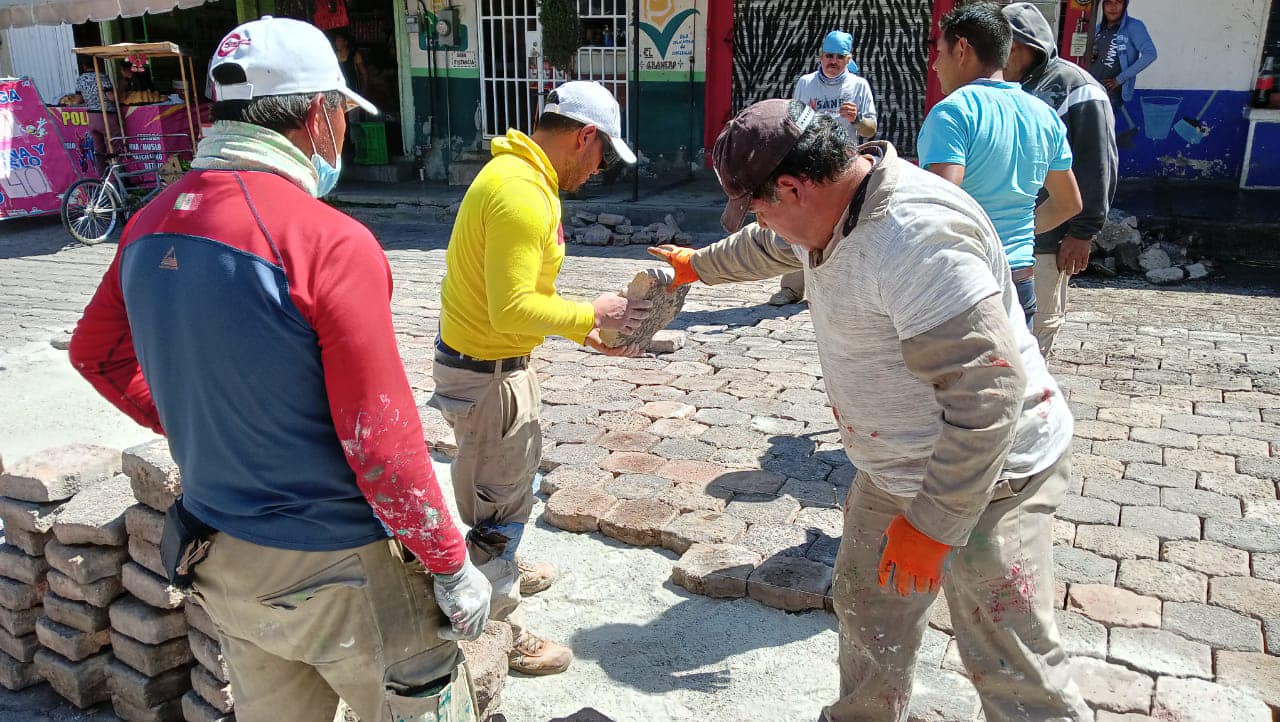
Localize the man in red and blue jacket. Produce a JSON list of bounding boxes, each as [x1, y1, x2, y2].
[[69, 17, 490, 721]]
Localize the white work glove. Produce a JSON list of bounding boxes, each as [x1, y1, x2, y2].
[[432, 558, 492, 641]]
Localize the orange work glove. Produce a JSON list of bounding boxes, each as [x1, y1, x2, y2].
[[646, 245, 700, 290], [877, 515, 952, 597]]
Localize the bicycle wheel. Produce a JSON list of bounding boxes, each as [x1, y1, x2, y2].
[[61, 178, 124, 246]]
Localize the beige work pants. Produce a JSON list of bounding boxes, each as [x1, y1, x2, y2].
[[191, 534, 474, 722], [822, 455, 1088, 722], [779, 269, 805, 299], [1033, 252, 1071, 356], [429, 362, 543, 637]]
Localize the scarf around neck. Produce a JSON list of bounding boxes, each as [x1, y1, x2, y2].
[[192, 121, 319, 197]]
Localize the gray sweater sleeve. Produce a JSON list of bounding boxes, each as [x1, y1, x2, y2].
[[688, 222, 803, 285], [1061, 97, 1118, 244]]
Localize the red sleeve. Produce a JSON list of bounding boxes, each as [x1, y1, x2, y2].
[[68, 246, 164, 435], [300, 227, 468, 575]]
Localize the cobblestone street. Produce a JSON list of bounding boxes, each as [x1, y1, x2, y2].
[[2, 211, 1279, 720]]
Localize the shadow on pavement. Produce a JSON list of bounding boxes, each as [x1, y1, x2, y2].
[[0, 216, 82, 260]]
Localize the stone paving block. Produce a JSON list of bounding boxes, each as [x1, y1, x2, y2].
[[36, 616, 110, 661], [541, 443, 610, 471], [1199, 434, 1271, 458], [1165, 448, 1237, 474], [1053, 546, 1117, 585], [1093, 440, 1165, 464], [657, 482, 731, 513], [906, 664, 981, 722], [47, 568, 122, 608], [51, 473, 133, 546], [1073, 420, 1129, 440], [1109, 628, 1212, 679], [793, 507, 843, 536], [1203, 517, 1280, 553], [805, 533, 841, 566], [111, 694, 185, 722], [1230, 421, 1280, 444], [1163, 413, 1232, 435], [1067, 656, 1153, 713], [108, 658, 193, 709], [181, 689, 233, 722], [1119, 505, 1202, 540], [1160, 487, 1241, 519], [723, 494, 801, 526], [707, 469, 786, 496], [0, 575, 43, 610], [660, 511, 747, 555], [638, 400, 696, 420], [1215, 650, 1280, 708], [0, 444, 120, 503], [128, 536, 166, 579], [46, 539, 127, 585], [544, 422, 604, 445], [111, 629, 194, 677], [1197, 472, 1276, 501], [1191, 403, 1260, 422], [124, 504, 165, 546], [1083, 478, 1160, 507], [1074, 525, 1159, 559], [122, 562, 186, 610], [538, 466, 611, 497], [183, 601, 219, 640], [190, 663, 232, 713], [0, 543, 50, 584], [599, 452, 665, 476], [110, 596, 189, 645], [671, 543, 760, 598], [0, 626, 38, 663], [646, 418, 710, 440], [598, 498, 678, 547], [457, 620, 509, 719], [123, 440, 182, 511], [777, 477, 846, 508], [2, 526, 53, 556], [1123, 462, 1197, 489], [596, 431, 660, 454], [0, 603, 41, 637], [33, 647, 112, 708], [1055, 609, 1106, 659], [1056, 494, 1121, 525], [1209, 576, 1280, 619], [0, 648, 41, 691], [1238, 455, 1280, 480], [1096, 407, 1161, 428], [1243, 498, 1280, 524], [650, 437, 716, 462], [1117, 559, 1207, 602], [746, 556, 831, 612], [542, 483, 616, 529], [653, 459, 725, 485], [1151, 676, 1270, 722], [1162, 601, 1263, 652], [1253, 552, 1280, 582], [738, 524, 814, 559], [602, 474, 671, 501], [43, 592, 110, 634], [187, 629, 229, 682], [1161, 540, 1250, 577], [1067, 583, 1161, 627]]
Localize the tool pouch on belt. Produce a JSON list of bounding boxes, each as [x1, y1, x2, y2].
[[384, 660, 478, 722], [160, 496, 216, 589]]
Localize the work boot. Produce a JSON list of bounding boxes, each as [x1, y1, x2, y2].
[[767, 288, 803, 306], [509, 630, 573, 675], [517, 557, 557, 596]]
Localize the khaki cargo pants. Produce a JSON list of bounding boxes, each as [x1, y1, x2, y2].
[[429, 362, 543, 637], [190, 534, 475, 722], [822, 455, 1089, 722], [1033, 252, 1071, 356]]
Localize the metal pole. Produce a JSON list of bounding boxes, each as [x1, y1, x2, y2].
[[631, 0, 638, 202]]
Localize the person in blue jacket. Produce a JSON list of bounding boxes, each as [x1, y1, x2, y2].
[[1089, 0, 1157, 141]]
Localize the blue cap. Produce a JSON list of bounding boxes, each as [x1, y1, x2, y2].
[[822, 31, 853, 55]]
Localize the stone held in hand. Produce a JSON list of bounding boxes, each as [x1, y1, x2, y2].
[[599, 267, 690, 350]]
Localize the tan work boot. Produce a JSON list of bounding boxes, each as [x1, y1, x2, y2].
[[517, 557, 557, 596], [509, 630, 573, 675], [767, 288, 803, 306]]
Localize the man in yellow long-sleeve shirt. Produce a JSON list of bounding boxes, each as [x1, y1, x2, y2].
[[430, 81, 646, 676]]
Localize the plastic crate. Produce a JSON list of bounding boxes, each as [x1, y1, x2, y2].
[[351, 121, 388, 165]]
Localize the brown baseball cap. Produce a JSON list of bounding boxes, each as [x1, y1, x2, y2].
[[711, 99, 818, 232]]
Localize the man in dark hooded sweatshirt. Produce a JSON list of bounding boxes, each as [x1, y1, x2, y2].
[[1003, 2, 1118, 356]]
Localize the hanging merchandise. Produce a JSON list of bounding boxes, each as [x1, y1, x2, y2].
[[314, 0, 351, 31]]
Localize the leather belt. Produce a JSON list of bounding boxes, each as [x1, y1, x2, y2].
[[1010, 266, 1035, 283], [434, 339, 529, 373]]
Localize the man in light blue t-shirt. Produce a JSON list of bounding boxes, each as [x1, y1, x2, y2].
[[918, 2, 1082, 329]]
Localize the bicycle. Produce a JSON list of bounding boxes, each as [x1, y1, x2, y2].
[[60, 154, 170, 246]]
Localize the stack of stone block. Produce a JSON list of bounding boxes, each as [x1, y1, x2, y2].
[[0, 445, 120, 698], [107, 440, 197, 721], [182, 599, 234, 722]]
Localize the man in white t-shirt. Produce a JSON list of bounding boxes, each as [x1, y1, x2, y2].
[[648, 100, 1087, 722], [771, 30, 878, 306]]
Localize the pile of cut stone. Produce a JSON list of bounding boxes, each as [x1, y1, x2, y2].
[[1093, 208, 1212, 284], [0, 445, 122, 702], [567, 212, 693, 247]]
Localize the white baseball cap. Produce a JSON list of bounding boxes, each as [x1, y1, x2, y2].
[[208, 16, 377, 115], [542, 81, 636, 165]]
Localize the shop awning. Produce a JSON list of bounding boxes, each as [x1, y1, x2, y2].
[[0, 0, 210, 29]]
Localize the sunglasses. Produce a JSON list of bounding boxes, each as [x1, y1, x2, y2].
[[598, 132, 621, 171]]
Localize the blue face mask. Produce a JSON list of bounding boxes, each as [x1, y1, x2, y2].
[[309, 108, 342, 198]]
